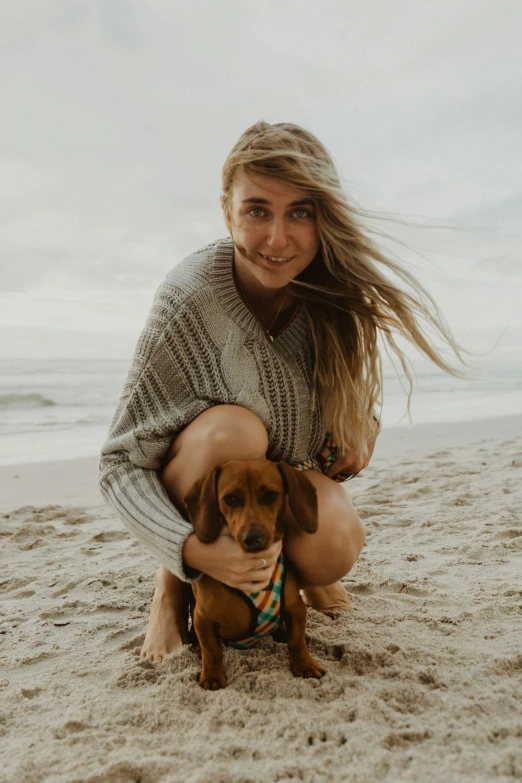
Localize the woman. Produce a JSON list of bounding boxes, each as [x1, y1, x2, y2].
[[99, 121, 463, 662]]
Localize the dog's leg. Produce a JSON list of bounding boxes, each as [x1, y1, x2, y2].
[[188, 590, 198, 646], [193, 612, 228, 690], [270, 623, 288, 643], [284, 583, 327, 679]]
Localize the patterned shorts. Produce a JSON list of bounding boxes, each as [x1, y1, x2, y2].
[[292, 431, 354, 484]]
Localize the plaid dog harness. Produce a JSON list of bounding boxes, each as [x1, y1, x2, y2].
[[293, 421, 380, 482], [292, 431, 354, 483], [227, 554, 286, 649]]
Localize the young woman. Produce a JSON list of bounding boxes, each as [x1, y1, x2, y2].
[[99, 121, 463, 662]]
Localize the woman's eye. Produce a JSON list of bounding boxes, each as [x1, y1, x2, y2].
[[293, 208, 311, 219], [249, 207, 265, 218]]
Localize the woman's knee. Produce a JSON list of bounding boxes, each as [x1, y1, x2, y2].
[[160, 405, 269, 508], [160, 405, 268, 484], [176, 404, 269, 460], [327, 490, 365, 574], [284, 475, 366, 586], [309, 514, 364, 585], [334, 509, 366, 577]]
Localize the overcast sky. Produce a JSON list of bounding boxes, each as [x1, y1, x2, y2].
[[1, 0, 521, 368]]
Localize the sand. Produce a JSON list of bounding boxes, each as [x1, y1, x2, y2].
[[1, 415, 521, 783]]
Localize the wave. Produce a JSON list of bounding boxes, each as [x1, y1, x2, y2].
[[0, 393, 57, 409]]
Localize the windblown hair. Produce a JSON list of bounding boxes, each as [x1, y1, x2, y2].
[[221, 121, 465, 456]]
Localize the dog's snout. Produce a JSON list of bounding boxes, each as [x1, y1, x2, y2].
[[242, 530, 266, 551]]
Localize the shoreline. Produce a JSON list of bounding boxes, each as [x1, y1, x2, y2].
[[1, 413, 520, 513]]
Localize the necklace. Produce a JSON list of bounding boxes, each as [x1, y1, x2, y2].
[[234, 269, 289, 343]]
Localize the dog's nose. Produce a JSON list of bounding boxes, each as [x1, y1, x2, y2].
[[242, 530, 265, 551]]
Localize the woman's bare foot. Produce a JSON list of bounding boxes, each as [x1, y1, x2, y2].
[[140, 567, 192, 662], [302, 580, 352, 613]]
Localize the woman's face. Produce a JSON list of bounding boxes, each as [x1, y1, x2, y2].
[[225, 168, 320, 291]]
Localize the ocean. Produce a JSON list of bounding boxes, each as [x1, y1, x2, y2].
[[1, 358, 521, 467]]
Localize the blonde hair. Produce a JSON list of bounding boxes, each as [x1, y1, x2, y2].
[[221, 121, 466, 456]]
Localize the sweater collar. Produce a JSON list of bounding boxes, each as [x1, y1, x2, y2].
[[211, 237, 308, 354]]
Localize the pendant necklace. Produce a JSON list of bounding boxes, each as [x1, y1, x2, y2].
[[234, 270, 288, 343]]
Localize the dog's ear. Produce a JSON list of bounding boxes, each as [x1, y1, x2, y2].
[[276, 462, 318, 534], [183, 466, 222, 543]]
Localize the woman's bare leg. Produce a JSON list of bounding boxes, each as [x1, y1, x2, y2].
[[282, 470, 366, 611], [140, 567, 192, 661], [140, 405, 269, 661]]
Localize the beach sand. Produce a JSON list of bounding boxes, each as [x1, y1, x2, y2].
[[1, 415, 521, 783]]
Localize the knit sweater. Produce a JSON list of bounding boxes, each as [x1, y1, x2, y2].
[[98, 237, 326, 581]]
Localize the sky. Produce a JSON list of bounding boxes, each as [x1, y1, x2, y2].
[[1, 0, 521, 369]]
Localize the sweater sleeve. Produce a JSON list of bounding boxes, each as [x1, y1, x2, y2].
[[98, 280, 215, 582]]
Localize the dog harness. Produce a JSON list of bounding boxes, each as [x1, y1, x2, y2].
[[227, 554, 286, 649], [293, 430, 352, 483]]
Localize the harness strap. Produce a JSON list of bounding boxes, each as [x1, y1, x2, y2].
[[227, 553, 286, 649]]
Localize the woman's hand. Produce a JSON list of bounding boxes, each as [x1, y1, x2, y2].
[[325, 418, 380, 479], [183, 533, 282, 593]]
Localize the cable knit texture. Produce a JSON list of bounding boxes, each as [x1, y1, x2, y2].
[[98, 237, 326, 581]]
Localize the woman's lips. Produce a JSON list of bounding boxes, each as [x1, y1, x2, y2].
[[259, 252, 295, 266]]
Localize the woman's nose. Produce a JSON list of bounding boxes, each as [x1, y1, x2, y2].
[[267, 219, 289, 250]]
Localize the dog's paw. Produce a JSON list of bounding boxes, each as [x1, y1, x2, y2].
[[291, 657, 327, 679], [198, 670, 228, 690]]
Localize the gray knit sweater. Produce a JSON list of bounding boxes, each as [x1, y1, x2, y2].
[[98, 237, 326, 581]]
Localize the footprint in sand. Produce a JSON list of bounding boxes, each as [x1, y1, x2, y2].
[[52, 720, 91, 740], [39, 602, 84, 624], [492, 654, 522, 675], [344, 580, 374, 594], [378, 683, 436, 715], [40, 597, 131, 629], [10, 524, 55, 550], [63, 510, 97, 526], [0, 576, 36, 594], [51, 579, 87, 598], [90, 531, 130, 542], [115, 660, 165, 688], [497, 529, 522, 539], [404, 487, 432, 499], [451, 492, 477, 506], [103, 629, 145, 650], [427, 450, 452, 458], [382, 729, 431, 749], [378, 578, 431, 597]]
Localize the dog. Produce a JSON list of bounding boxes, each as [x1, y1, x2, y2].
[[184, 458, 327, 690]]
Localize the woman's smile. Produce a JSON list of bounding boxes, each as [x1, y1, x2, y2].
[[259, 252, 296, 266]]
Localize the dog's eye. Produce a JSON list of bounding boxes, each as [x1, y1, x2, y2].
[[223, 494, 243, 507], [261, 491, 278, 504]]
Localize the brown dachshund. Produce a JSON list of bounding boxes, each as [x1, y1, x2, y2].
[[184, 458, 327, 690]]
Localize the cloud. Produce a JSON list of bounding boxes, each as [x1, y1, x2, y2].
[[0, 0, 521, 357]]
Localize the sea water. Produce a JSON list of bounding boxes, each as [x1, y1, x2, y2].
[[1, 358, 521, 466]]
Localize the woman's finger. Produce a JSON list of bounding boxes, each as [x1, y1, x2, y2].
[[245, 556, 278, 573], [223, 569, 271, 590], [246, 541, 282, 565], [325, 457, 344, 477], [242, 564, 273, 582], [263, 540, 283, 557], [237, 579, 272, 593], [326, 457, 359, 477]]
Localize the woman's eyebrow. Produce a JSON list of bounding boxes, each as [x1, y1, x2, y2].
[[241, 197, 314, 207]]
